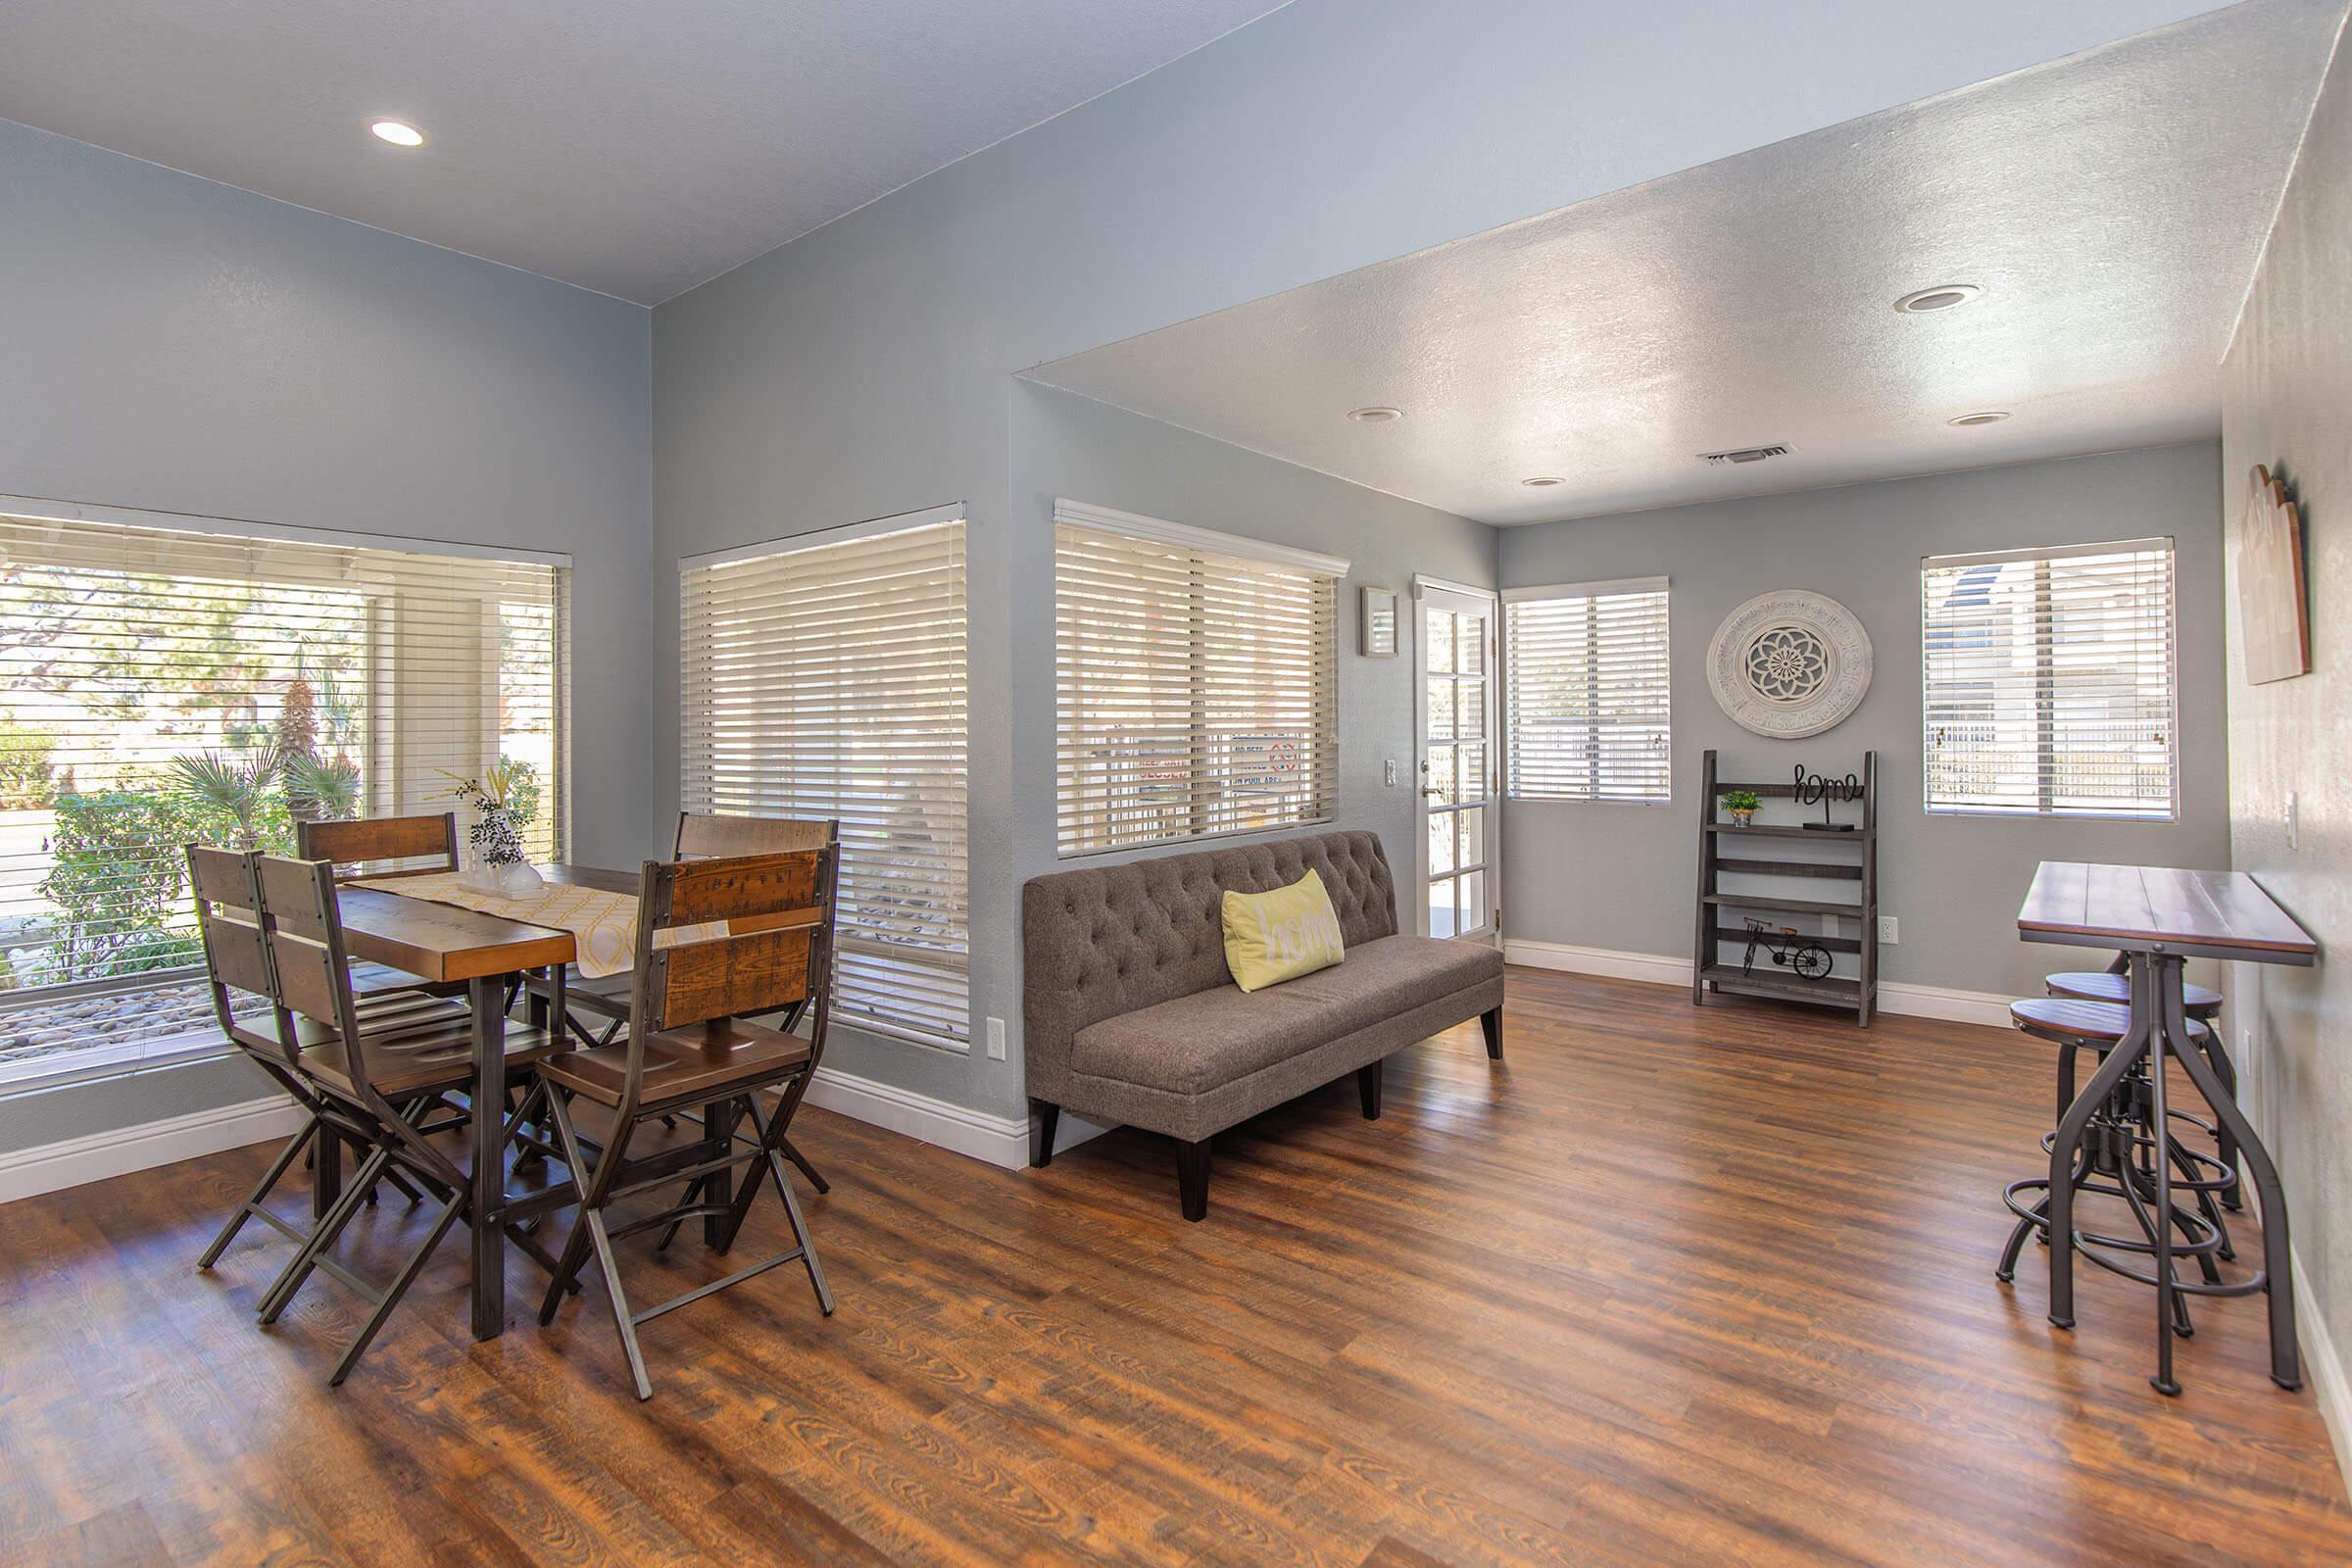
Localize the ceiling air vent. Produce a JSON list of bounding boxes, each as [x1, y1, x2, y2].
[[1700, 444, 1793, 466]]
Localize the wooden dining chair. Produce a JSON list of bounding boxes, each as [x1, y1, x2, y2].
[[188, 845, 425, 1274], [562, 814, 838, 1026], [243, 854, 565, 1385], [676, 813, 836, 1029], [673, 810, 836, 859], [550, 812, 839, 1193], [535, 847, 839, 1399], [295, 812, 468, 993], [296, 811, 462, 877]]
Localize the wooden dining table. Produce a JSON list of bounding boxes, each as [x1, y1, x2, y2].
[[323, 862, 718, 1341], [2016, 860, 2317, 1393]]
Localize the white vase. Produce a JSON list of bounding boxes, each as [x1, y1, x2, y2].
[[460, 854, 544, 897]]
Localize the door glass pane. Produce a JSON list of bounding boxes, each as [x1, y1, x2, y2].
[[1427, 810, 1456, 875], [1456, 741, 1486, 801], [1428, 877, 1457, 939], [1458, 618, 1486, 675], [1457, 679, 1486, 738], [1426, 679, 1455, 740], [1458, 806, 1485, 868], [1427, 609, 1455, 673], [1427, 744, 1457, 805], [1458, 868, 1488, 933]]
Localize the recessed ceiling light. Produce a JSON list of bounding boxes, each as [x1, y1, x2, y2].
[[1346, 406, 1402, 423], [1947, 411, 2012, 426], [1893, 283, 1983, 314], [368, 119, 427, 148], [1521, 476, 1566, 487]]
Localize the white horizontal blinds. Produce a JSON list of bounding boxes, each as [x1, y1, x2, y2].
[[1504, 581, 1671, 803], [678, 515, 969, 1049], [0, 509, 565, 1082], [1922, 539, 2176, 817], [1055, 515, 1340, 856]]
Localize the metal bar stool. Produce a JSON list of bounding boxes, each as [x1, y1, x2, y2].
[[1998, 998, 2255, 1366], [2045, 968, 2238, 1210]]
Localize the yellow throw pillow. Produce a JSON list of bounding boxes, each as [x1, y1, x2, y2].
[[1222, 869, 1346, 993]]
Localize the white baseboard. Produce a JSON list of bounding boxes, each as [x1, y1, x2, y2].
[[1503, 939, 1690, 989], [1874, 979, 2017, 1029], [2241, 1176, 2348, 1503], [2291, 1248, 2352, 1504], [802, 1066, 1109, 1172], [803, 1066, 1030, 1168], [0, 1096, 308, 1204], [1501, 938, 2015, 1028], [0, 1063, 1107, 1207]]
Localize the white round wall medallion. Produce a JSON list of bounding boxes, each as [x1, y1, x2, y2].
[[1706, 590, 1872, 739]]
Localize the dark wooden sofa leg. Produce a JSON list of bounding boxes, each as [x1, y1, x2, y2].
[[1357, 1059, 1382, 1120], [1030, 1100, 1059, 1168], [1481, 1005, 1502, 1061], [1175, 1138, 1211, 1222]]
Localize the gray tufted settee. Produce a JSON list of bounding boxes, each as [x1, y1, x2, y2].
[[1021, 829, 1503, 1219]]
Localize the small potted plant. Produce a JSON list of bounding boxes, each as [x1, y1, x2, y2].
[[1721, 788, 1761, 828], [440, 758, 545, 896]]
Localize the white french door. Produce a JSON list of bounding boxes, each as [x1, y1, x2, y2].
[[1415, 580, 1499, 942]]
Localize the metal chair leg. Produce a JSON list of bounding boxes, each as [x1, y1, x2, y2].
[[328, 1190, 466, 1388], [536, 1091, 601, 1324], [749, 1093, 833, 1315], [655, 1175, 709, 1253], [582, 1202, 654, 1401], [779, 1136, 829, 1195], [258, 1143, 392, 1324], [536, 1090, 654, 1399], [198, 1119, 318, 1270]]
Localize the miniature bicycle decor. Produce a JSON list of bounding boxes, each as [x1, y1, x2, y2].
[[1740, 917, 1833, 982]]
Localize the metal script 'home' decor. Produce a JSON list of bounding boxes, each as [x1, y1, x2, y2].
[[1705, 590, 1872, 738]]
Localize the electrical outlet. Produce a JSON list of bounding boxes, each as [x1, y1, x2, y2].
[[1384, 759, 1398, 787], [2284, 792, 2299, 850], [985, 1017, 1006, 1060], [1878, 915, 1899, 945]]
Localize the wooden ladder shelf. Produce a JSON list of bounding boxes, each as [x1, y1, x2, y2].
[[1691, 749, 1879, 1025]]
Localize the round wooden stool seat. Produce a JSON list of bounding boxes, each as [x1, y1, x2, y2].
[[2044, 971, 2222, 1018], [2010, 996, 2212, 1046]]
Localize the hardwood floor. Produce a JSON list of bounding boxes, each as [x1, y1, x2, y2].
[[4, 967, 2348, 1565]]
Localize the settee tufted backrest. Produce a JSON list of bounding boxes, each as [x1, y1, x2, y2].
[[1020, 831, 1397, 1096]]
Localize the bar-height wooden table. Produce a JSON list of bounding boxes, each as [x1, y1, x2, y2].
[[329, 864, 637, 1341], [2017, 860, 2317, 1393]]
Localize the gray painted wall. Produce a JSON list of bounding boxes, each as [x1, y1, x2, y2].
[[2220, 0, 2352, 1450], [0, 0, 2233, 1146], [0, 121, 651, 1153], [653, 0, 2215, 1116], [1496, 444, 2231, 1000]]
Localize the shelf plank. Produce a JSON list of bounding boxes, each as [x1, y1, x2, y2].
[[1703, 823, 1876, 841], [1698, 963, 1864, 1007], [1703, 893, 1863, 917], [1717, 857, 1864, 880]]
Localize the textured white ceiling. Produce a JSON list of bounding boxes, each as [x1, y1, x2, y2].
[[0, 0, 1285, 304], [1027, 0, 2343, 525]]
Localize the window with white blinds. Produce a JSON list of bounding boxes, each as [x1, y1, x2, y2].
[[1922, 538, 2176, 817], [678, 509, 969, 1049], [1055, 502, 1345, 857], [1504, 578, 1672, 804], [0, 502, 566, 1086]]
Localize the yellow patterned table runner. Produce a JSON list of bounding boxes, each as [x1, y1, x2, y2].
[[348, 872, 721, 979]]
